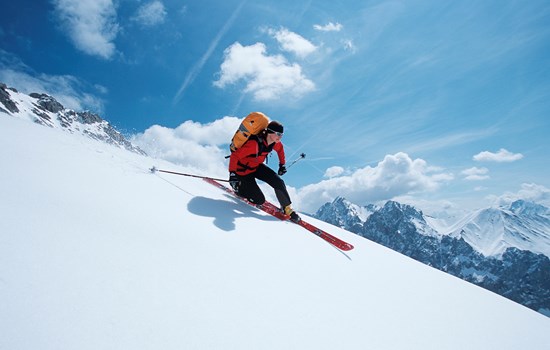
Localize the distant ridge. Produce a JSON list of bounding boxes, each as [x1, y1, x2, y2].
[[0, 82, 145, 155], [315, 197, 550, 316]]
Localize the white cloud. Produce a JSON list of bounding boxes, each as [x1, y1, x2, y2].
[[132, 1, 167, 27], [313, 22, 343, 32], [461, 167, 490, 181], [473, 148, 523, 162], [214, 42, 315, 101], [131, 117, 241, 176], [490, 183, 550, 207], [268, 28, 317, 58], [392, 195, 463, 220], [0, 51, 106, 112], [52, 0, 119, 59], [295, 152, 454, 212], [129, 118, 462, 213], [0, 69, 106, 112], [324, 166, 345, 178], [341, 39, 356, 53]]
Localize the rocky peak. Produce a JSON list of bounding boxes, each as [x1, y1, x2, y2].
[[379, 200, 424, 222], [29, 93, 65, 113], [1, 82, 145, 155], [315, 196, 375, 231], [0, 83, 19, 113]]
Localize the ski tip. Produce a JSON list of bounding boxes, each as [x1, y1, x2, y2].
[[341, 244, 354, 251]]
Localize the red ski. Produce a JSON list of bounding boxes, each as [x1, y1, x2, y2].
[[203, 178, 354, 251]]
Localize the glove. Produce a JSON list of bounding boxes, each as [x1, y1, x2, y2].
[[278, 164, 287, 176], [229, 172, 241, 192]]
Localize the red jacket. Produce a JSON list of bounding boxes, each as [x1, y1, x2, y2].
[[229, 135, 286, 176]]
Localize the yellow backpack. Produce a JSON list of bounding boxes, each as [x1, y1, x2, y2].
[[229, 112, 270, 152]]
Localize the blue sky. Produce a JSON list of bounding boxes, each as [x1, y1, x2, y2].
[[1, 0, 549, 214]]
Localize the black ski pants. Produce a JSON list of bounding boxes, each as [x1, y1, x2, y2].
[[237, 163, 292, 208]]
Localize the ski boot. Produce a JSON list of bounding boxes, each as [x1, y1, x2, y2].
[[283, 205, 301, 223]]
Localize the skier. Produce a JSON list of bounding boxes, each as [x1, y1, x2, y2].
[[228, 120, 301, 223]]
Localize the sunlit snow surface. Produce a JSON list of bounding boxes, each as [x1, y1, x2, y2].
[[1, 116, 549, 350]]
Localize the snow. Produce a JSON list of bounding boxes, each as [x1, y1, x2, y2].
[[1, 115, 549, 350], [443, 206, 550, 257], [425, 215, 452, 232]]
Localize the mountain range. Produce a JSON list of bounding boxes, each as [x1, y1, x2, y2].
[[445, 200, 550, 257], [0, 82, 144, 155], [315, 197, 550, 316]]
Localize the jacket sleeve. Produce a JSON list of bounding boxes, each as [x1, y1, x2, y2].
[[274, 142, 286, 165]]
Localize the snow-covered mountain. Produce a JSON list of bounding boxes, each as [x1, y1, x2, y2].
[[2, 103, 550, 349], [446, 200, 550, 257], [314, 197, 550, 316], [315, 196, 377, 232], [0, 82, 144, 155]]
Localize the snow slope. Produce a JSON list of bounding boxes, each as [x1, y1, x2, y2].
[[1, 115, 549, 350]]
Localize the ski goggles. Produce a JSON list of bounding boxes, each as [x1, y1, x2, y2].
[[267, 129, 284, 137]]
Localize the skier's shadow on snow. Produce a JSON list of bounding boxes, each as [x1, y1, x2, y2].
[[187, 195, 278, 232]]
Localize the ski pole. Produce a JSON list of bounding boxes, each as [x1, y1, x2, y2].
[[150, 167, 229, 182], [286, 153, 306, 169]]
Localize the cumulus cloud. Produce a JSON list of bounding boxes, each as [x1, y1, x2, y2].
[[268, 28, 317, 58], [324, 166, 345, 178], [295, 152, 454, 212], [473, 148, 523, 162], [491, 183, 550, 207], [131, 117, 240, 176], [129, 117, 459, 213], [132, 1, 167, 27], [313, 22, 343, 32], [461, 167, 490, 181], [52, 0, 119, 59], [214, 42, 315, 101], [392, 195, 462, 219]]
